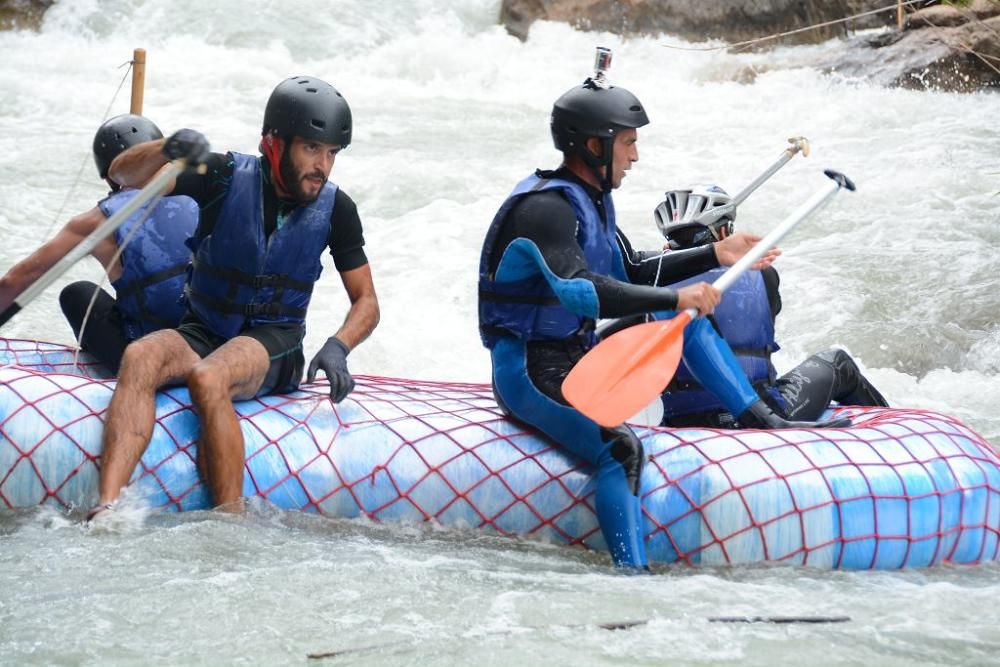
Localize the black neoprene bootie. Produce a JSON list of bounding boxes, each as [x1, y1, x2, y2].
[[737, 399, 852, 430]]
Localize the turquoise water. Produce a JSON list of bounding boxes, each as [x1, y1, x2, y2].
[[0, 1, 998, 664]]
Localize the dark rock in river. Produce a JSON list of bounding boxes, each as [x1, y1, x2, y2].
[[0, 0, 53, 31], [500, 0, 854, 45], [828, 3, 1000, 93], [499, 0, 1000, 93]]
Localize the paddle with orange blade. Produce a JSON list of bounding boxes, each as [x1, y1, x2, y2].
[[563, 169, 856, 427]]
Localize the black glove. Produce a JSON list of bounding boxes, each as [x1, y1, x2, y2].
[[162, 129, 211, 166], [306, 336, 355, 403]]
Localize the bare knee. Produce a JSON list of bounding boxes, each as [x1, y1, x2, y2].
[[188, 362, 229, 406], [117, 340, 166, 388]]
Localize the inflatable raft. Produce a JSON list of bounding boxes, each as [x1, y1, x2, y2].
[[1, 336, 998, 569]]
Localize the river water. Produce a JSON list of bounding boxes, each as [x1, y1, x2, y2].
[[1, 1, 999, 664]]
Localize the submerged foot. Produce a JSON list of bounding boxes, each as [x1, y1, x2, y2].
[[85, 501, 117, 522], [214, 498, 247, 515], [737, 399, 852, 430]]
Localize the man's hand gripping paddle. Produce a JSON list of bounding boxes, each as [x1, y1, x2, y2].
[[0, 157, 198, 330], [628, 137, 809, 425], [563, 170, 856, 428]]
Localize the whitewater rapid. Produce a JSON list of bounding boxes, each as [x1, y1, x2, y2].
[[1, 1, 998, 664]]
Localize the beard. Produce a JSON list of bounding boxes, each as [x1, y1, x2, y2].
[[279, 149, 324, 204]]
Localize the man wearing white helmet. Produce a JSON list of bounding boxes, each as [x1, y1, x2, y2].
[[653, 185, 888, 428]]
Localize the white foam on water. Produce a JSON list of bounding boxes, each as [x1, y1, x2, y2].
[[1, 0, 999, 664]]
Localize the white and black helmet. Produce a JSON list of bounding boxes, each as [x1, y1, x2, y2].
[[653, 184, 736, 249]]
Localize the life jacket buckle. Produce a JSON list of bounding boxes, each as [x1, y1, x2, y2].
[[243, 303, 279, 317], [252, 274, 284, 289]]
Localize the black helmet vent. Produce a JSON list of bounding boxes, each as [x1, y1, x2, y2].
[[262, 75, 353, 147], [93, 114, 163, 179]]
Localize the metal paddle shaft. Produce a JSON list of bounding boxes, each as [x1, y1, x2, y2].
[[562, 169, 856, 428], [731, 136, 810, 207], [0, 160, 185, 329], [694, 137, 810, 228]]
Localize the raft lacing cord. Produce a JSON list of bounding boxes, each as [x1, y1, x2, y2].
[[2, 349, 998, 570], [71, 194, 165, 371], [41, 59, 135, 243]]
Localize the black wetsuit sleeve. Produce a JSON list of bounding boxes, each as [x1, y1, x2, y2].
[[172, 152, 235, 239], [497, 191, 681, 317], [762, 266, 781, 322], [327, 189, 368, 272], [616, 229, 719, 286]]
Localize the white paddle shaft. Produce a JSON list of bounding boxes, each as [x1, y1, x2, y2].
[[684, 174, 845, 319]]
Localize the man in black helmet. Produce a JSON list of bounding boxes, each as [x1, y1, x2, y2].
[[655, 198, 888, 428], [0, 114, 198, 374], [89, 76, 380, 518], [478, 72, 848, 569]]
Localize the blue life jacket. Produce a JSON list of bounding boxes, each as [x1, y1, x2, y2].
[[100, 190, 198, 340], [185, 152, 335, 339], [660, 267, 784, 418], [478, 173, 627, 349]]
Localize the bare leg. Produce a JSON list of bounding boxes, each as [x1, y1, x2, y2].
[[186, 336, 270, 509], [97, 330, 201, 505]]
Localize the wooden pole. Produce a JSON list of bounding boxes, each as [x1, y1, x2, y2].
[[897, 0, 905, 30], [129, 48, 146, 115]]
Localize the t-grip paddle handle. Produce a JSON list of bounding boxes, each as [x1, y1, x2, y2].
[[710, 168, 853, 297], [693, 136, 810, 229], [0, 160, 187, 329], [562, 169, 856, 428]]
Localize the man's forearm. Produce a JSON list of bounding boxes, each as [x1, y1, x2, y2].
[[108, 139, 169, 189], [330, 294, 380, 350], [589, 273, 678, 317]]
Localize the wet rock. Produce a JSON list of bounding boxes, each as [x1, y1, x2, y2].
[[500, 0, 853, 45], [0, 0, 54, 31], [826, 15, 1000, 92], [842, 0, 899, 30], [972, 0, 1000, 19], [499, 0, 1000, 92], [906, 4, 970, 29], [906, 0, 1000, 28]]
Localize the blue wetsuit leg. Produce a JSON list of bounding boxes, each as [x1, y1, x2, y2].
[[655, 311, 761, 418], [491, 337, 647, 568]]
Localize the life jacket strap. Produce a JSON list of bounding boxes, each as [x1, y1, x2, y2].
[[186, 287, 307, 319], [192, 258, 314, 293]]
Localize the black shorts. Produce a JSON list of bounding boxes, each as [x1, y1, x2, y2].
[[59, 280, 131, 375], [175, 314, 305, 396]]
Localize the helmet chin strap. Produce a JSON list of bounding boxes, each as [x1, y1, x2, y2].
[[582, 137, 614, 192], [259, 132, 290, 196]]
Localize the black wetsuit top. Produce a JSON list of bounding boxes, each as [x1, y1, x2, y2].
[[174, 152, 368, 272], [486, 167, 722, 402]]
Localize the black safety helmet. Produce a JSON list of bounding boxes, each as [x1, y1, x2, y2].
[[93, 114, 163, 180], [262, 75, 352, 148], [550, 78, 649, 189]]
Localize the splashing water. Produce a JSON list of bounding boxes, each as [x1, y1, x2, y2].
[[1, 1, 998, 664]]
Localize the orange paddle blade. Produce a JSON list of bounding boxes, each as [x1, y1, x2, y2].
[[562, 311, 693, 427]]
